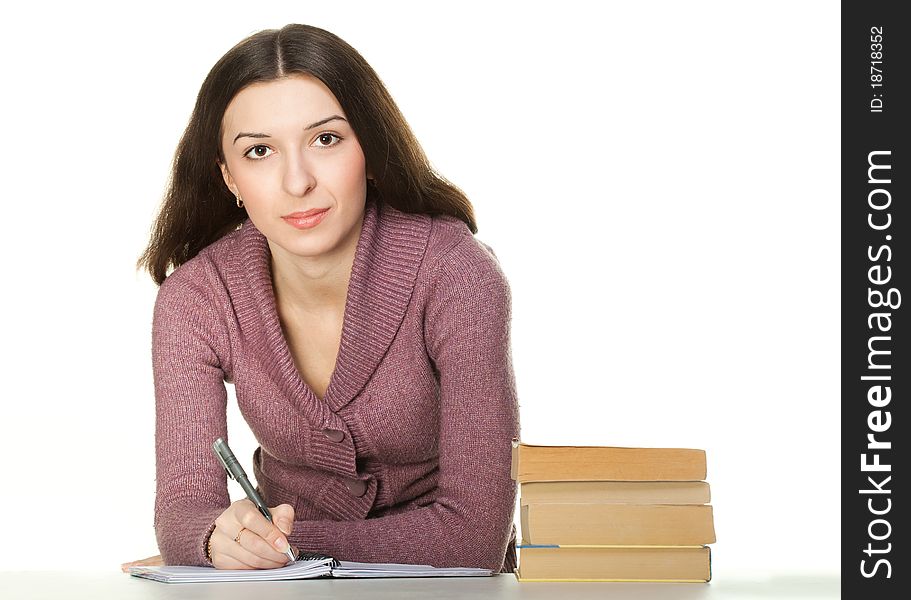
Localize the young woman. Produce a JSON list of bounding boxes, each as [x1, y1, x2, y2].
[[131, 24, 519, 573]]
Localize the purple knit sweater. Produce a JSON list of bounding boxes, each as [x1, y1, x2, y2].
[[151, 197, 520, 572]]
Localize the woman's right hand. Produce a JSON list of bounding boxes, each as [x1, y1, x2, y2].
[[208, 498, 298, 569]]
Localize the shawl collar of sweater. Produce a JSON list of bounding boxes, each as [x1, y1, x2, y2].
[[226, 197, 432, 416]]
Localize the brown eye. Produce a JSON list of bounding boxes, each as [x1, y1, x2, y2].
[[244, 145, 273, 160], [315, 133, 342, 148]]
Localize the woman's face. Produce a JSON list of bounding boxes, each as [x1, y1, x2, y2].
[[218, 73, 370, 260]]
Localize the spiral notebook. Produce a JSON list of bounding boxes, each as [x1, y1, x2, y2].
[[129, 553, 493, 583]]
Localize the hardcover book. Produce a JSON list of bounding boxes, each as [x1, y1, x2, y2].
[[519, 480, 711, 505], [511, 440, 707, 483], [520, 503, 716, 545], [515, 545, 712, 582]]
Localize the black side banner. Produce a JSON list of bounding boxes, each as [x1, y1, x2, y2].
[[842, 2, 907, 597]]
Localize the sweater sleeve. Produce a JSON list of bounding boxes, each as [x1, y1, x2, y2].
[[151, 262, 232, 566], [285, 246, 521, 571]]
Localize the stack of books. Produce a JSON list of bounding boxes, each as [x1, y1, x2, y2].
[[511, 439, 716, 582]]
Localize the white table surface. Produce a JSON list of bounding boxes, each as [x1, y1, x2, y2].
[[0, 571, 840, 599]]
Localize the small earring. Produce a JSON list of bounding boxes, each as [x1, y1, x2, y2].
[[235, 193, 244, 208]]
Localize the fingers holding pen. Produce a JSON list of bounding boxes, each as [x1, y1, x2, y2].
[[210, 499, 298, 569], [270, 502, 296, 539], [210, 524, 291, 569], [209, 439, 298, 568], [238, 501, 297, 562]]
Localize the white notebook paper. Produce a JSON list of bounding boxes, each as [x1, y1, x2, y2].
[[129, 556, 493, 583]]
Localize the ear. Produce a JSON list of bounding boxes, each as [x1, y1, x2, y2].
[[217, 159, 238, 196]]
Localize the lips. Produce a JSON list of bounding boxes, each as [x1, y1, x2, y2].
[[281, 207, 330, 230], [284, 208, 329, 218]]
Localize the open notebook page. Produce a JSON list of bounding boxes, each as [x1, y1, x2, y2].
[[129, 558, 492, 583]]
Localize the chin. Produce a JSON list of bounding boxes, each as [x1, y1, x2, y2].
[[280, 234, 338, 258], [282, 224, 355, 259]]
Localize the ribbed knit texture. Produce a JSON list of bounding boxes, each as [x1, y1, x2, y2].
[[151, 197, 520, 572]]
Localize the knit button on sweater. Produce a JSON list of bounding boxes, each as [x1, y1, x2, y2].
[[151, 197, 520, 572]]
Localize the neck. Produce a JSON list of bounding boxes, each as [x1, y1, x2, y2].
[[268, 212, 364, 314]]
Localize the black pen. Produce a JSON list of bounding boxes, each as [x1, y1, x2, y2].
[[212, 437, 297, 563]]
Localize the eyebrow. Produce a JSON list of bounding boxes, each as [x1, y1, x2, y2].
[[232, 115, 348, 145]]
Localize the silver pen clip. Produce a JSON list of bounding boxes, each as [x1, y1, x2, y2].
[[213, 438, 236, 481]]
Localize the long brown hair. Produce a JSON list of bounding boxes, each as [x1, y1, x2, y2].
[[136, 24, 477, 286]]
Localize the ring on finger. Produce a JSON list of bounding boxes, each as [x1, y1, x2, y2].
[[233, 527, 248, 543]]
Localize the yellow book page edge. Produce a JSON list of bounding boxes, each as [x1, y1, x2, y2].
[[518, 544, 707, 548], [514, 571, 708, 583], [512, 440, 705, 452]]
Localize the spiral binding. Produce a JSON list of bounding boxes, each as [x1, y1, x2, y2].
[[296, 550, 341, 568]]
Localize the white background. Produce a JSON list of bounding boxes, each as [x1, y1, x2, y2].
[[0, 0, 839, 581]]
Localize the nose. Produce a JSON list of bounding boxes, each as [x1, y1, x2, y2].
[[282, 149, 317, 197]]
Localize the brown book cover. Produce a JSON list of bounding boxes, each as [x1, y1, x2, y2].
[[511, 440, 707, 483], [515, 545, 712, 582], [520, 480, 711, 505], [520, 503, 716, 545]]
